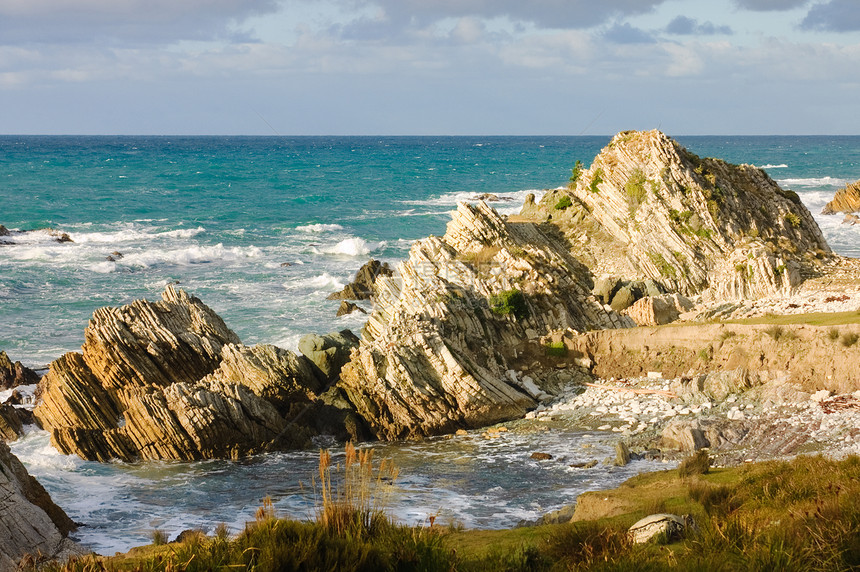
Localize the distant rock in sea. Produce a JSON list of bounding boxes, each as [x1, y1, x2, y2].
[[822, 180, 860, 215]]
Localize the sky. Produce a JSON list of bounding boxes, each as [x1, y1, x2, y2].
[[1, 0, 859, 135]]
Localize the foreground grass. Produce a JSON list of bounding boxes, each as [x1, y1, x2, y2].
[[30, 454, 860, 572]]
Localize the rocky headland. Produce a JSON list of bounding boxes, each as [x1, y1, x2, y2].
[[24, 129, 860, 466]]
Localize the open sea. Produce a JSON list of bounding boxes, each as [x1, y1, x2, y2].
[[2, 135, 859, 553]]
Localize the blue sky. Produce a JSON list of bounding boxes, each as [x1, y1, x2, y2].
[[1, 0, 859, 134]]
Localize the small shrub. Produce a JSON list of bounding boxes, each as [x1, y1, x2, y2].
[[624, 169, 648, 214], [765, 325, 784, 341], [150, 529, 168, 546], [569, 160, 584, 185], [785, 212, 802, 228], [648, 252, 677, 279], [489, 288, 528, 319], [680, 450, 711, 478], [554, 195, 572, 210], [719, 330, 737, 341], [828, 328, 840, 342], [697, 348, 712, 363], [841, 332, 860, 348], [589, 168, 603, 194]]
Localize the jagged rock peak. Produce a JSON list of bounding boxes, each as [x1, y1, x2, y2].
[[34, 286, 357, 462], [822, 179, 860, 215], [528, 129, 831, 301], [338, 200, 630, 441]]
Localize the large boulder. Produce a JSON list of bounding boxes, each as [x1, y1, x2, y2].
[[34, 286, 351, 462], [0, 351, 40, 390], [338, 201, 633, 441], [0, 441, 82, 570], [525, 130, 831, 301], [298, 330, 360, 382], [822, 180, 860, 214]]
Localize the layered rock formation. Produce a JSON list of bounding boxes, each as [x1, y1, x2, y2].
[[523, 130, 830, 301], [822, 180, 860, 215], [34, 286, 361, 462], [337, 201, 631, 440], [0, 442, 81, 570]]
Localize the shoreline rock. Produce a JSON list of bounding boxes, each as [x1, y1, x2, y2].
[[327, 259, 393, 301], [34, 286, 363, 462], [0, 441, 83, 570], [822, 180, 860, 215]]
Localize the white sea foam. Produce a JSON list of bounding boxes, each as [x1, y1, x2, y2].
[[757, 164, 789, 169], [325, 237, 386, 256], [118, 244, 263, 269], [778, 177, 847, 188], [295, 223, 345, 233]]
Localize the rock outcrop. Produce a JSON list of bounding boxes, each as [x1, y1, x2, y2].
[[338, 201, 631, 440], [0, 442, 81, 571], [822, 180, 860, 215], [0, 351, 40, 390], [327, 259, 393, 301], [34, 286, 359, 462], [525, 130, 830, 301]]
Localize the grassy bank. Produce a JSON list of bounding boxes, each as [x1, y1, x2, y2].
[[29, 453, 860, 572]]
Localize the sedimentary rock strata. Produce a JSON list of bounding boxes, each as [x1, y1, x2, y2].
[[338, 200, 631, 440], [523, 130, 830, 301], [822, 180, 860, 215], [34, 286, 353, 462], [0, 442, 81, 571]]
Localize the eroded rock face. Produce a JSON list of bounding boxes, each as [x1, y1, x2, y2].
[[34, 286, 346, 462], [338, 201, 632, 440], [0, 351, 40, 390], [327, 259, 393, 301], [822, 180, 860, 215], [0, 442, 82, 570], [529, 130, 830, 301]]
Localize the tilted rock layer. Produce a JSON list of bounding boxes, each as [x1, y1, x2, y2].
[[822, 180, 860, 215], [338, 201, 631, 440], [523, 130, 831, 301], [0, 442, 81, 571], [34, 286, 353, 462]]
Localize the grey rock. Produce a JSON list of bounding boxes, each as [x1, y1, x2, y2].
[[298, 330, 360, 382], [629, 514, 691, 544]]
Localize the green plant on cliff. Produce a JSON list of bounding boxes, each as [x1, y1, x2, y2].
[[554, 195, 572, 210], [544, 341, 567, 357], [569, 160, 584, 185], [841, 332, 859, 348], [648, 251, 677, 279], [489, 288, 528, 319], [589, 168, 603, 194], [785, 212, 802, 228], [624, 169, 648, 214]]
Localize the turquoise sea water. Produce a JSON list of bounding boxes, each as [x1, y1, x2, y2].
[[2, 135, 859, 553]]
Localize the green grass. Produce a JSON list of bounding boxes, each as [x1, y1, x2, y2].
[[724, 311, 860, 326]]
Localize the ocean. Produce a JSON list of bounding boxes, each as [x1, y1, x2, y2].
[[2, 135, 859, 553]]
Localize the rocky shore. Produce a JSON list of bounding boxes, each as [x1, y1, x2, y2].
[[2, 129, 859, 567]]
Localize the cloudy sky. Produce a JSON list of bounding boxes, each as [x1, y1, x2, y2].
[[2, 0, 859, 134]]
